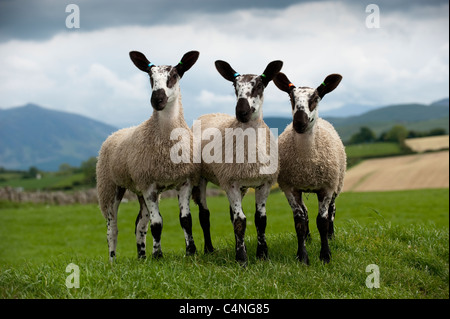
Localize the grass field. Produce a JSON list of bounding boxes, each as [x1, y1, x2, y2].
[[0, 188, 448, 299]]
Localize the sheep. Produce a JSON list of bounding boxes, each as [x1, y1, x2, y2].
[[96, 50, 200, 261], [273, 72, 346, 264], [192, 59, 283, 266]]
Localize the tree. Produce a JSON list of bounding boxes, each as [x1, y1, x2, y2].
[[80, 157, 97, 186], [349, 127, 376, 144], [383, 125, 409, 144]]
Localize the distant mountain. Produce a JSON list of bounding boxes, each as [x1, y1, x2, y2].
[[431, 98, 449, 107], [0, 104, 117, 171], [264, 99, 449, 142]]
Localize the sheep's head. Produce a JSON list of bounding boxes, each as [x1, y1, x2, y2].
[[129, 50, 199, 111], [274, 73, 342, 134], [215, 60, 283, 123]]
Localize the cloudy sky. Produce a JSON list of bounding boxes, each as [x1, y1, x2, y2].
[[0, 0, 448, 128]]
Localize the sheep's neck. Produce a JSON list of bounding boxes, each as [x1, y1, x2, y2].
[[152, 95, 186, 130], [294, 124, 316, 151]]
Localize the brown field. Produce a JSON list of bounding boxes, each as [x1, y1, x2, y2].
[[405, 135, 449, 152], [343, 150, 449, 192]]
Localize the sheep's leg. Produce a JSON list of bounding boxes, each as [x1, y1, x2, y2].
[[192, 178, 214, 253], [294, 190, 311, 242], [285, 188, 309, 265], [178, 179, 197, 256], [227, 183, 248, 266], [317, 191, 333, 264], [142, 184, 163, 258], [135, 195, 150, 259], [327, 195, 337, 240], [106, 186, 126, 262], [255, 182, 271, 260]]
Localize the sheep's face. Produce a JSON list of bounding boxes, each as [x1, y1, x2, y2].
[[233, 75, 266, 123], [129, 50, 199, 112], [215, 60, 283, 124], [148, 66, 180, 111], [273, 72, 343, 134], [289, 87, 320, 134]]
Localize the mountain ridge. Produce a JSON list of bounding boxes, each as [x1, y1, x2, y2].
[[0, 103, 117, 171]]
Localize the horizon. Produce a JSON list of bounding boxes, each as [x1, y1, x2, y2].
[[1, 96, 448, 128]]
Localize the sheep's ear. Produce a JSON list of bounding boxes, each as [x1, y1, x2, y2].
[[176, 51, 200, 78], [129, 51, 153, 73], [261, 60, 283, 86], [317, 74, 342, 99], [215, 60, 239, 82], [273, 72, 295, 93]]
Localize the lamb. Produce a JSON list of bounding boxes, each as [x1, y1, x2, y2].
[[192, 59, 283, 266], [273, 72, 346, 264], [96, 50, 200, 261]]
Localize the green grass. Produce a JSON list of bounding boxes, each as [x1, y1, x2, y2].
[[0, 172, 85, 191], [345, 142, 404, 159], [0, 189, 448, 299]]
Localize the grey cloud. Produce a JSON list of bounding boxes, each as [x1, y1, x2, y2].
[[2, 0, 447, 43], [0, 0, 304, 42]]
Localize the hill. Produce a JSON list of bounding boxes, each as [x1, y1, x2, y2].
[[265, 99, 449, 142], [0, 104, 117, 171]]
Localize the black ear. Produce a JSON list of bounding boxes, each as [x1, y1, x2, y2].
[[261, 60, 283, 86], [215, 60, 239, 82], [273, 72, 295, 93], [176, 51, 200, 78], [317, 74, 342, 99], [129, 51, 153, 72]]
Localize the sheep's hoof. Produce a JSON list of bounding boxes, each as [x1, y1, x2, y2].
[[186, 244, 197, 256], [256, 243, 268, 260], [137, 254, 146, 260], [236, 246, 248, 267], [296, 248, 309, 265], [204, 245, 215, 254], [319, 249, 331, 264], [152, 250, 163, 259]]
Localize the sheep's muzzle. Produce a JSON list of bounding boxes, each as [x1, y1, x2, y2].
[[151, 88, 168, 111], [236, 98, 252, 123], [293, 110, 309, 134]]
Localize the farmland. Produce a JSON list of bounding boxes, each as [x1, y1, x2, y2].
[[344, 150, 449, 192]]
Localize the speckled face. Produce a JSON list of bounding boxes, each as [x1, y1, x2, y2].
[[233, 74, 265, 123], [148, 65, 180, 110], [290, 87, 320, 133]]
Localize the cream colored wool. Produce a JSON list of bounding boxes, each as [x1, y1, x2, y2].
[[196, 112, 279, 191], [277, 118, 346, 196], [96, 101, 198, 218]]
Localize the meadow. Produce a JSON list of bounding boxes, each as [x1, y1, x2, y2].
[[0, 188, 448, 299]]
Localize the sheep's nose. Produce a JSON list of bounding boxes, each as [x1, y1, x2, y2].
[[236, 98, 252, 123], [293, 110, 309, 133], [151, 89, 168, 111]]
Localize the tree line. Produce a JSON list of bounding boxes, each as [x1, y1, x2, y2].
[[347, 125, 446, 145]]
